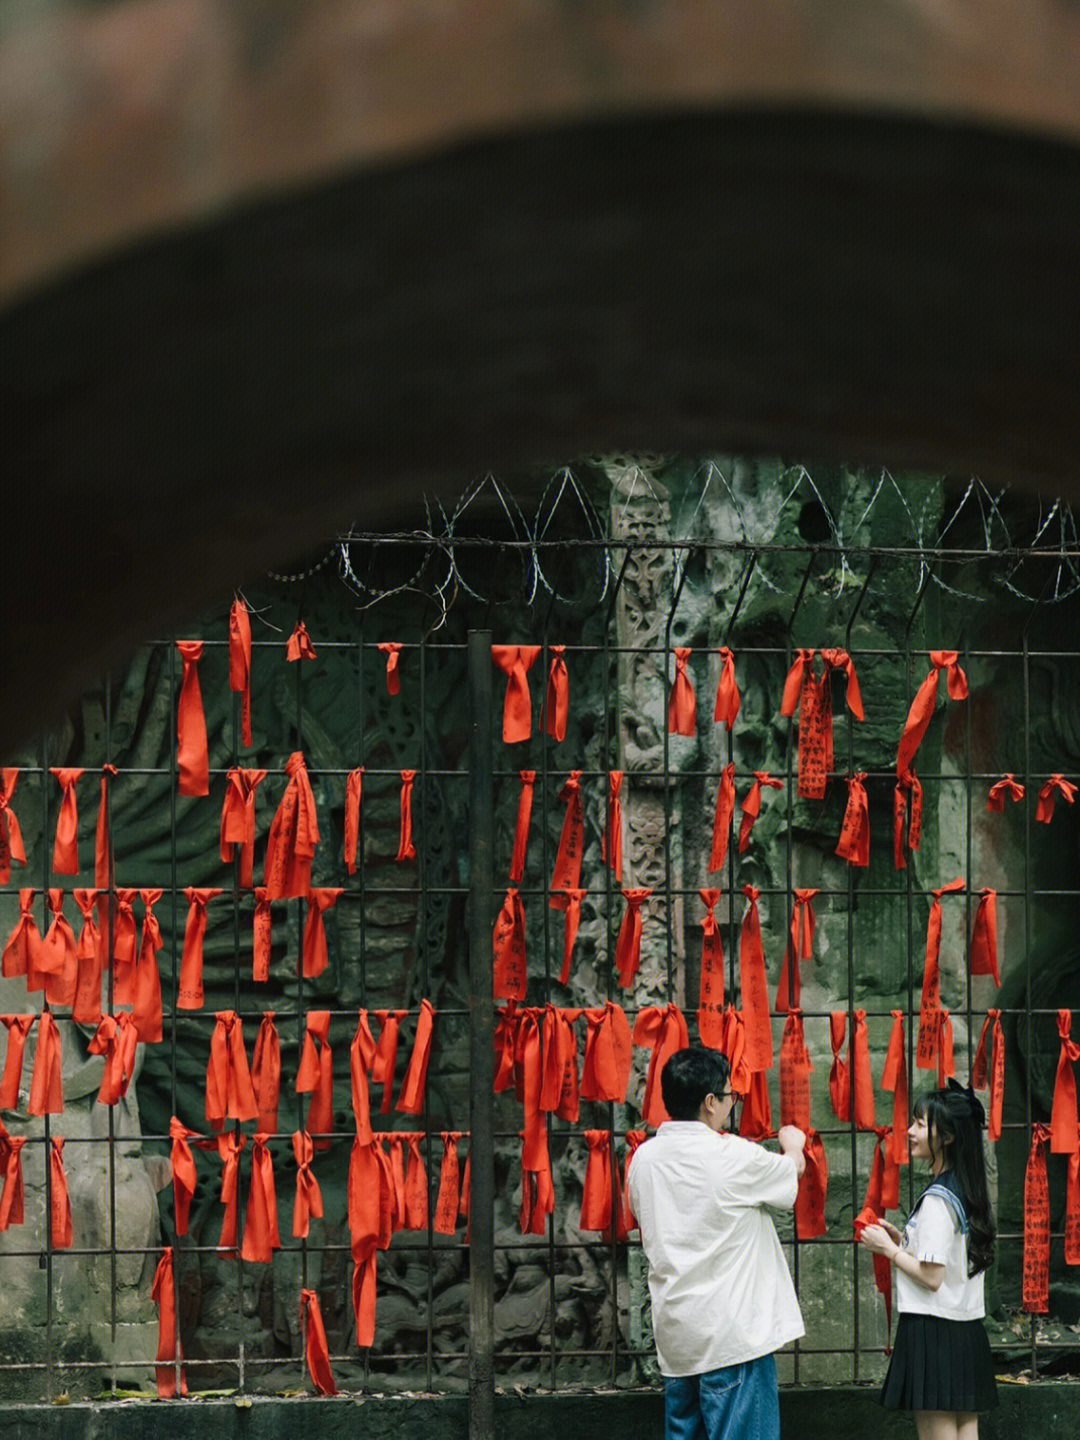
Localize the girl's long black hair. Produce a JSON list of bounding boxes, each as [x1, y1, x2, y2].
[[914, 1081, 996, 1276]]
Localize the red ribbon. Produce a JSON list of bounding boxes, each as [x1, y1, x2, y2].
[[697, 888, 726, 1046], [739, 1069, 773, 1140], [738, 771, 783, 853], [782, 649, 862, 800], [851, 1008, 876, 1130], [396, 770, 418, 862], [286, 621, 317, 661], [300, 1289, 338, 1395], [621, 1130, 648, 1235], [50, 1139, 71, 1246], [349, 1011, 376, 1142], [296, 1010, 335, 1147], [854, 1201, 894, 1345], [302, 888, 343, 979], [896, 650, 968, 780], [539, 1005, 582, 1120], [835, 772, 870, 866], [110, 887, 139, 1002], [177, 886, 221, 1010], [28, 1011, 64, 1115], [72, 888, 103, 1025], [42, 888, 78, 1007], [241, 1133, 281, 1263], [795, 1130, 829, 1239], [347, 1139, 384, 1347], [550, 771, 585, 895], [881, 1011, 910, 1164], [152, 1248, 187, 1396], [169, 1117, 200, 1235], [916, 877, 965, 1071], [0, 1122, 26, 1230], [373, 1010, 407, 1113], [615, 888, 651, 989], [0, 768, 27, 885], [719, 1006, 748, 1099], [509, 770, 536, 883], [542, 645, 569, 741], [937, 1009, 956, 1087], [211, 1131, 246, 1257], [893, 769, 924, 870], [987, 773, 1025, 811], [779, 1010, 813, 1130], [580, 1131, 615, 1236], [435, 1132, 463, 1234], [1037, 773, 1077, 823], [220, 767, 267, 888], [0, 1015, 33, 1109], [775, 889, 818, 1013], [1052, 1009, 1080, 1153], [493, 887, 528, 1001], [708, 762, 737, 874], [133, 888, 164, 1043], [1067, 1137, 1080, 1266], [714, 646, 741, 728], [519, 1131, 556, 1236], [229, 598, 253, 748], [263, 752, 320, 899], [491, 645, 541, 742], [293, 1130, 325, 1238], [738, 885, 773, 1072], [2, 889, 41, 983], [88, 1013, 139, 1104], [378, 641, 403, 694], [253, 888, 273, 982], [829, 1012, 850, 1121], [205, 1010, 258, 1129], [556, 888, 587, 986], [402, 1132, 429, 1229], [972, 1009, 1005, 1141], [94, 764, 118, 893], [344, 767, 365, 875], [50, 768, 84, 875], [969, 888, 1000, 987], [251, 1011, 281, 1133], [667, 648, 697, 735], [175, 641, 210, 796], [632, 1005, 689, 1127], [602, 771, 624, 881], [397, 999, 437, 1115], [1023, 1123, 1053, 1313], [581, 1002, 632, 1103]]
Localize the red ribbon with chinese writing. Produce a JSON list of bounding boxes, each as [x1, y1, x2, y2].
[[175, 641, 210, 796], [829, 1012, 850, 1121], [133, 889, 164, 1043], [0, 1015, 33, 1109], [550, 771, 585, 895], [779, 1010, 813, 1130], [397, 999, 436, 1115], [775, 889, 818, 1013], [493, 887, 528, 1001], [893, 770, 924, 870], [397, 770, 417, 861], [969, 889, 1000, 987], [1023, 1123, 1053, 1313], [697, 888, 726, 1046], [781, 650, 840, 801], [836, 773, 870, 866], [491, 645, 541, 742], [302, 888, 343, 979], [169, 1117, 200, 1236], [229, 598, 253, 748], [542, 645, 569, 741], [580, 1131, 615, 1236], [709, 763, 736, 874], [293, 1130, 325, 1238], [287, 622, 317, 661], [2, 889, 41, 982], [795, 1131, 829, 1240], [714, 646, 740, 728], [152, 1248, 187, 1397], [72, 889, 103, 1025], [28, 1011, 63, 1115], [344, 767, 364, 874], [88, 1014, 139, 1104], [264, 752, 320, 899], [241, 1133, 281, 1263], [401, 1133, 429, 1229], [615, 888, 651, 989], [602, 771, 624, 881], [0, 769, 27, 885], [50, 768, 84, 875], [220, 767, 267, 888], [987, 774, 1025, 811], [738, 772, 783, 854], [896, 650, 968, 779], [0, 1124, 26, 1230], [300, 1289, 337, 1395], [510, 770, 535, 882], [881, 1011, 909, 1164], [556, 888, 587, 986], [917, 877, 966, 1071], [1036, 773, 1077, 823], [297, 1011, 335, 1147], [1051, 1009, 1080, 1154], [373, 1010, 407, 1113], [739, 1069, 773, 1140], [178, 887, 221, 1010], [934, 1007, 955, 1087], [972, 1010, 1005, 1142], [581, 1002, 632, 1103], [253, 888, 273, 982], [49, 1136, 73, 1249], [739, 886, 773, 1072], [378, 642, 403, 694], [205, 1011, 258, 1129], [632, 1004, 689, 1127], [667, 648, 697, 735], [42, 889, 77, 1007], [434, 1132, 463, 1234], [251, 1012, 281, 1133], [539, 1005, 582, 1121]]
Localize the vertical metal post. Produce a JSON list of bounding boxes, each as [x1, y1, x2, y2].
[[467, 630, 495, 1440]]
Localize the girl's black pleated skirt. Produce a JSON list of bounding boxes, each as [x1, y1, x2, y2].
[[881, 1314, 999, 1413]]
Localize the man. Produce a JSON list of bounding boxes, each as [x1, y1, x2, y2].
[[626, 1045, 807, 1440]]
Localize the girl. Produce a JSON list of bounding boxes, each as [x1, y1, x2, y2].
[[860, 1080, 999, 1440]]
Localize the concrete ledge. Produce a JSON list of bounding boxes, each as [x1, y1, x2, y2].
[[0, 1385, 1074, 1439]]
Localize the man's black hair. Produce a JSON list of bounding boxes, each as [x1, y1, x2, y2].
[[660, 1046, 732, 1121]]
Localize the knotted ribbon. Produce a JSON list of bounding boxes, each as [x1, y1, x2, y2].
[[344, 767, 365, 875], [28, 1012, 63, 1115], [916, 878, 966, 1071], [72, 889, 103, 1025], [178, 887, 222, 1010], [720, 1006, 750, 1095], [50, 768, 84, 875], [175, 641, 210, 797], [169, 1118, 200, 1235], [378, 641, 403, 694], [110, 887, 139, 1001], [41, 889, 78, 1007], [615, 888, 651, 990], [205, 1011, 258, 1128], [779, 1010, 813, 1130], [493, 888, 528, 1001], [969, 889, 1000, 987], [550, 771, 585, 895], [253, 888, 273, 982], [293, 1130, 325, 1237], [829, 1013, 851, 1121], [972, 1010, 1005, 1142], [347, 1136, 390, 1347], [556, 888, 587, 986], [881, 1011, 910, 1164], [632, 1005, 689, 1127], [133, 889, 164, 1043], [937, 1009, 956, 1087], [782, 649, 863, 800], [373, 1010, 407, 1113], [775, 889, 818, 1013], [397, 999, 437, 1115], [435, 1132, 463, 1234], [214, 1131, 247, 1256], [229, 597, 253, 748], [252, 1011, 281, 1133], [300, 1289, 337, 1396], [893, 769, 924, 870], [0, 769, 26, 885], [539, 1005, 582, 1121], [1037, 773, 1077, 823], [349, 1011, 376, 1141], [667, 648, 697, 735], [739, 1069, 773, 1140], [397, 770, 417, 862], [1023, 1123, 1053, 1313], [220, 767, 267, 887], [714, 646, 740, 728], [602, 771, 624, 881], [152, 1248, 187, 1397], [738, 886, 773, 1072], [1052, 1009, 1080, 1154], [0, 1015, 34, 1109], [491, 645, 541, 742], [296, 1010, 335, 1147], [580, 1131, 616, 1236], [851, 1008, 876, 1130], [621, 1131, 648, 1237], [738, 772, 783, 853], [263, 752, 320, 899], [708, 763, 737, 874], [697, 888, 726, 1047], [2, 890, 41, 982], [795, 1131, 829, 1239], [88, 1013, 140, 1104], [302, 888, 343, 979], [581, 1002, 632, 1103], [0, 1123, 25, 1230], [896, 650, 968, 780], [401, 1133, 429, 1229], [286, 621, 317, 661], [835, 773, 870, 867], [241, 1133, 281, 1263], [542, 645, 569, 741], [509, 770, 535, 883], [987, 774, 1025, 811]]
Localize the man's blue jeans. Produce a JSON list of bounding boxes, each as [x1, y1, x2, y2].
[[664, 1353, 779, 1440]]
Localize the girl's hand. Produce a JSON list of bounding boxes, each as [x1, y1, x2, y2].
[[879, 1220, 902, 1244], [858, 1224, 898, 1259]]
